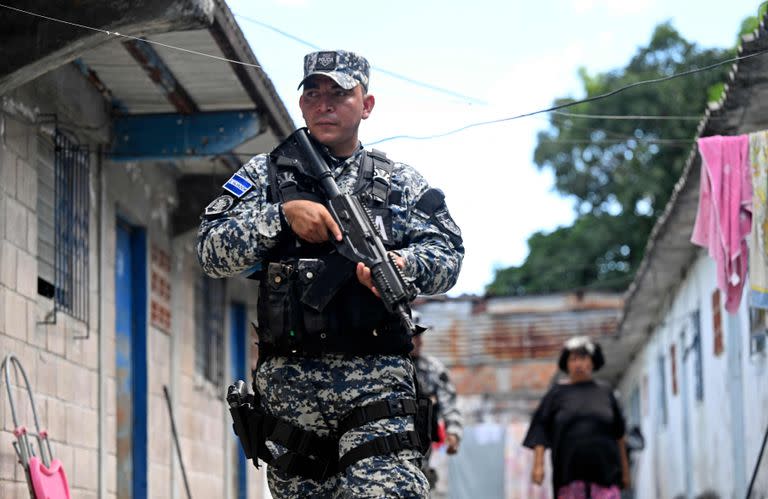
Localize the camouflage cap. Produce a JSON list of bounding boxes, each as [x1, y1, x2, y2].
[[298, 50, 370, 91]]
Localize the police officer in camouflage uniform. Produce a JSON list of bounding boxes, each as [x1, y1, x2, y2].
[[198, 50, 464, 498], [411, 327, 463, 490]]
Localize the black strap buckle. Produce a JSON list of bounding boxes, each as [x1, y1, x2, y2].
[[397, 430, 420, 449], [386, 398, 404, 414]]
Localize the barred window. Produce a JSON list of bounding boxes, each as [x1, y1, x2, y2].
[[194, 275, 225, 384], [749, 307, 768, 355], [657, 355, 668, 426], [37, 130, 90, 323], [690, 310, 704, 401]]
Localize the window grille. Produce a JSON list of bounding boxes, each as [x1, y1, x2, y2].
[[195, 275, 225, 384], [749, 307, 768, 354], [657, 355, 668, 426], [37, 130, 90, 323], [690, 310, 704, 401]]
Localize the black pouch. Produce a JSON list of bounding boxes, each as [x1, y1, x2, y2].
[[258, 262, 296, 345], [414, 395, 434, 455], [297, 258, 328, 334]]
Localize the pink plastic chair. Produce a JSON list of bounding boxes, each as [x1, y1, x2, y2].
[[28, 456, 71, 499], [3, 354, 71, 499]]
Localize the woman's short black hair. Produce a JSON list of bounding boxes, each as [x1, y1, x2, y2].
[[558, 336, 605, 373]]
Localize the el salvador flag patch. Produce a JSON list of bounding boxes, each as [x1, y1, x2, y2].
[[223, 173, 253, 198]]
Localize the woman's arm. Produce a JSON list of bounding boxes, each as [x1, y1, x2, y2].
[[532, 445, 545, 485], [618, 437, 630, 489]]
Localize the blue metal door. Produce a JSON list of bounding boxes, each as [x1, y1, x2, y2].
[[230, 302, 247, 499], [115, 221, 148, 499]]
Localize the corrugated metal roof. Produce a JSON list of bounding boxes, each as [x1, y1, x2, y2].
[[79, 41, 175, 114], [416, 292, 622, 368], [150, 30, 253, 112]]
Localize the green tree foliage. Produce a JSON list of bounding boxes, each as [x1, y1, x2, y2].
[[487, 22, 733, 297]]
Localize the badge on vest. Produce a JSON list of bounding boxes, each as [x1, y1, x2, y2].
[[223, 173, 254, 198], [203, 195, 234, 218]]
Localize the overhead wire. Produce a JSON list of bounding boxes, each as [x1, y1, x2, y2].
[[365, 47, 768, 145], [2, 2, 763, 149], [552, 111, 720, 121]]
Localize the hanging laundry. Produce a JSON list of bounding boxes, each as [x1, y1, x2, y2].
[[691, 135, 753, 313], [749, 131, 768, 309]]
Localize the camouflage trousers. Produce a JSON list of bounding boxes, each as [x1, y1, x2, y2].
[[254, 353, 429, 498]]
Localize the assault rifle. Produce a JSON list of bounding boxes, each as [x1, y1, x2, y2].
[[290, 128, 418, 334]]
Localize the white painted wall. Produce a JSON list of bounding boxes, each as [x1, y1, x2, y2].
[[618, 255, 768, 499]]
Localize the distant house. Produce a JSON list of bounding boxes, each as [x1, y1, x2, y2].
[[416, 291, 623, 421], [606, 15, 768, 499], [0, 1, 293, 498]]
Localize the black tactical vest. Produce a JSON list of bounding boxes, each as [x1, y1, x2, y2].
[[257, 148, 413, 356]]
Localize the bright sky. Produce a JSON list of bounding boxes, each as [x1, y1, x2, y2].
[[226, 0, 761, 296]]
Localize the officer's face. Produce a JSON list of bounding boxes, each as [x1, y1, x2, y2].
[[299, 76, 375, 157]]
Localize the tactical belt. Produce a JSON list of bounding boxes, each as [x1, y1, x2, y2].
[[230, 396, 428, 481]]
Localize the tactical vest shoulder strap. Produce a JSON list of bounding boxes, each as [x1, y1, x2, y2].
[[355, 149, 394, 205]]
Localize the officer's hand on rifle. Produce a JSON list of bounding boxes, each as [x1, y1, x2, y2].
[[282, 199, 342, 243], [356, 253, 405, 298]]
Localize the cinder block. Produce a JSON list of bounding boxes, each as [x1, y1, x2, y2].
[[52, 443, 74, 482], [106, 453, 117, 493], [0, 288, 5, 336], [65, 322, 85, 364], [4, 290, 26, 341], [15, 251, 35, 300], [2, 113, 30, 160], [82, 330, 98, 371], [15, 157, 36, 211], [106, 414, 116, 454], [1, 240, 18, 290], [26, 209, 36, 255], [56, 360, 74, 402], [0, 430, 19, 480], [106, 377, 116, 417], [65, 405, 84, 447], [82, 408, 98, 450], [0, 479, 28, 498], [72, 446, 97, 490], [45, 313, 65, 355], [4, 198, 27, 250], [71, 367, 91, 408], [46, 398, 67, 443], [0, 147, 18, 198]]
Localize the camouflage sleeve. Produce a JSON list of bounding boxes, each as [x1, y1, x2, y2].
[[197, 155, 283, 277], [393, 163, 464, 295], [429, 355, 463, 439]]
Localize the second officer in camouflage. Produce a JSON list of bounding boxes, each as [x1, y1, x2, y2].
[[199, 50, 463, 498]]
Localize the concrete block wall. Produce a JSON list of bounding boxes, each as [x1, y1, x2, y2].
[[0, 108, 101, 499], [1, 75, 266, 499]]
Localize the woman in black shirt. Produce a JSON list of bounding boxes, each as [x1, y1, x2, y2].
[[523, 336, 630, 499]]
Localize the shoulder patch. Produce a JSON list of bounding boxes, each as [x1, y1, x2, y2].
[[435, 209, 461, 238], [223, 173, 254, 198], [203, 195, 234, 218]]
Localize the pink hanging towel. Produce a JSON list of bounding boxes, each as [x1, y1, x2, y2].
[[691, 134, 753, 313]]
